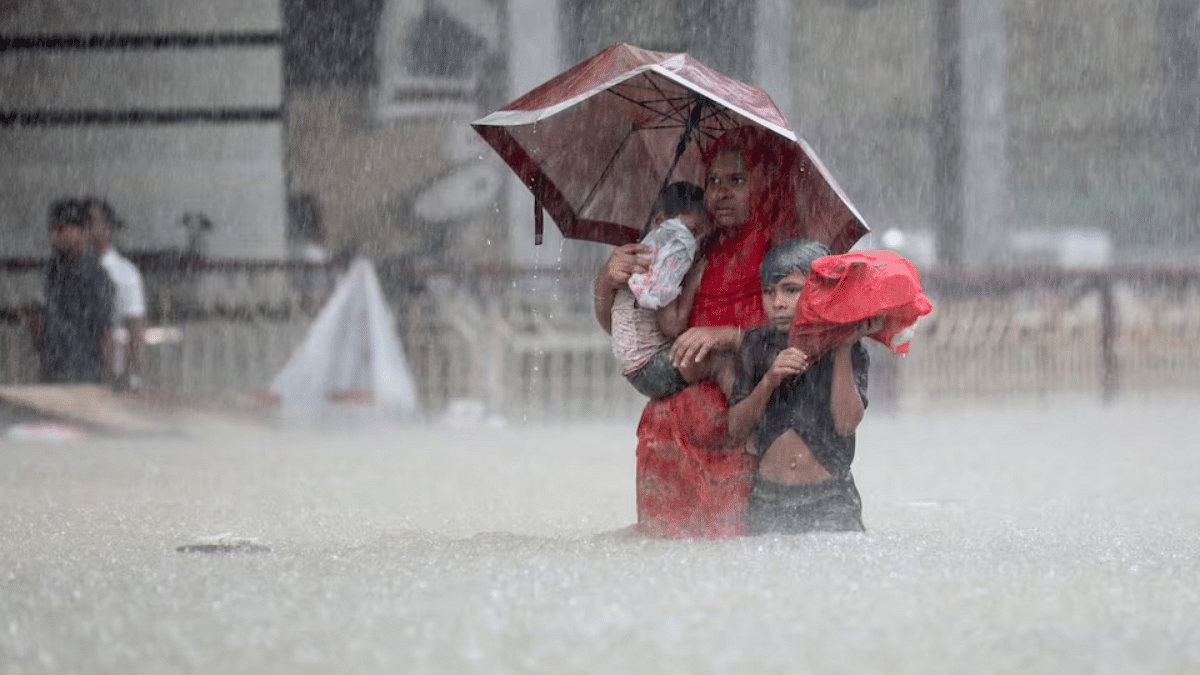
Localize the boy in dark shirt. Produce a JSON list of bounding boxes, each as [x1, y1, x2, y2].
[[727, 238, 878, 534], [39, 199, 115, 384]]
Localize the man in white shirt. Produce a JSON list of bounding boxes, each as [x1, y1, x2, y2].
[[85, 198, 147, 392]]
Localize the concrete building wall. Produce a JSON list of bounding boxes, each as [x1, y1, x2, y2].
[[5, 0, 1189, 267], [789, 0, 937, 237], [1007, 0, 1178, 248], [280, 0, 508, 268], [0, 0, 287, 259], [786, 0, 1192, 259], [284, 86, 506, 262]]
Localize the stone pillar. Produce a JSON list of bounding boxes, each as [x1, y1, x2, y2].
[[1159, 0, 1200, 242], [505, 0, 563, 266], [932, 0, 963, 266], [959, 0, 1009, 265], [754, 0, 793, 127]]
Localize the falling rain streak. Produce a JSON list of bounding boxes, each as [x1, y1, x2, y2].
[[2, 1, 1200, 673]]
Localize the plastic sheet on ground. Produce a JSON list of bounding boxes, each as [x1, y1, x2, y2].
[[270, 257, 420, 423]]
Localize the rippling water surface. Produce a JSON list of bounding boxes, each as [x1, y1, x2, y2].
[[2, 398, 1198, 674]]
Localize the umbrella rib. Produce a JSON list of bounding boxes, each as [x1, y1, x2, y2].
[[628, 104, 738, 151], [605, 89, 691, 128], [646, 108, 732, 132], [577, 125, 637, 221], [637, 122, 696, 131], [605, 76, 696, 127], [607, 81, 742, 147], [694, 107, 744, 149], [643, 76, 693, 124]]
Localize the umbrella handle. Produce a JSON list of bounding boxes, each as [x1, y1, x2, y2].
[[535, 193, 544, 246], [534, 174, 544, 245]]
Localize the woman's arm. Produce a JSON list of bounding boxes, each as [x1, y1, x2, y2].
[[593, 243, 651, 334], [669, 324, 741, 369], [728, 346, 808, 441], [656, 258, 707, 339]]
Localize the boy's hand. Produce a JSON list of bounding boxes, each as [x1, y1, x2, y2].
[[842, 316, 886, 346], [765, 347, 808, 387]]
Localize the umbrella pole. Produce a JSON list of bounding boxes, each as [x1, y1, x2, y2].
[[641, 93, 708, 236], [534, 176, 544, 245]]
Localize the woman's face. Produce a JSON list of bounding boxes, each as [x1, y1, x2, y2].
[[704, 148, 751, 232]]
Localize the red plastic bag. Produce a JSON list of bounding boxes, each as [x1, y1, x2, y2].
[[790, 250, 933, 363]]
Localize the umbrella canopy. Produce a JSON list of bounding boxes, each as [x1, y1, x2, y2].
[[472, 43, 869, 252]]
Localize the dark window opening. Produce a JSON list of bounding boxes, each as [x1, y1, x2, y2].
[[405, 3, 487, 80]]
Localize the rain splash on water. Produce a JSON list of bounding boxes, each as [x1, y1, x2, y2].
[[2, 397, 1199, 673]]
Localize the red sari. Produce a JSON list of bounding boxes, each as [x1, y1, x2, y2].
[[633, 126, 800, 538]]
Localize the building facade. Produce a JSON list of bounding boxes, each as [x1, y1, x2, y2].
[[0, 0, 288, 261], [3, 0, 1197, 272]]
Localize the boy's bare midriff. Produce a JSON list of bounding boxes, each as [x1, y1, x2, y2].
[[757, 429, 832, 484]]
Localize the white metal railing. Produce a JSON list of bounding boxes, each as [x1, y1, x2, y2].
[[5, 262, 1200, 420]]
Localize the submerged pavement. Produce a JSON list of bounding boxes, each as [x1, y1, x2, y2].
[[2, 397, 1198, 674]]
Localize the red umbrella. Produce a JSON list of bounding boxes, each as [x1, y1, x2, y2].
[[472, 43, 869, 252]]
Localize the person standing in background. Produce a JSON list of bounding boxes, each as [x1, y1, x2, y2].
[[38, 198, 115, 384], [84, 197, 147, 392]]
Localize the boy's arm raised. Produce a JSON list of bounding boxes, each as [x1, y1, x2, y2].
[[728, 346, 808, 441], [829, 318, 880, 436]]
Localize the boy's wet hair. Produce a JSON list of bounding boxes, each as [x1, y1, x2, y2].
[[47, 198, 88, 227], [653, 181, 705, 217], [760, 238, 830, 284]]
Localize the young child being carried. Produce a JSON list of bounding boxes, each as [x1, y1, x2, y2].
[[727, 238, 882, 535], [610, 181, 733, 399]]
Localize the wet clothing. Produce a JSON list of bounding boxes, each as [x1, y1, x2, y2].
[[41, 251, 114, 383], [632, 125, 823, 539], [634, 212, 769, 539], [746, 474, 864, 534], [730, 325, 869, 534], [611, 287, 670, 376], [730, 326, 869, 477], [612, 220, 699, 400], [611, 287, 688, 399], [625, 349, 688, 399], [627, 218, 697, 310]]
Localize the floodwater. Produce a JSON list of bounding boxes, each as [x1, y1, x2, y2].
[[2, 397, 1199, 674]]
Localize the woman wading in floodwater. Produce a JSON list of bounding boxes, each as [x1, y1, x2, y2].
[[594, 126, 814, 538]]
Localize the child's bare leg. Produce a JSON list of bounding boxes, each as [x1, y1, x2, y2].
[[710, 353, 735, 400], [674, 354, 706, 384]]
